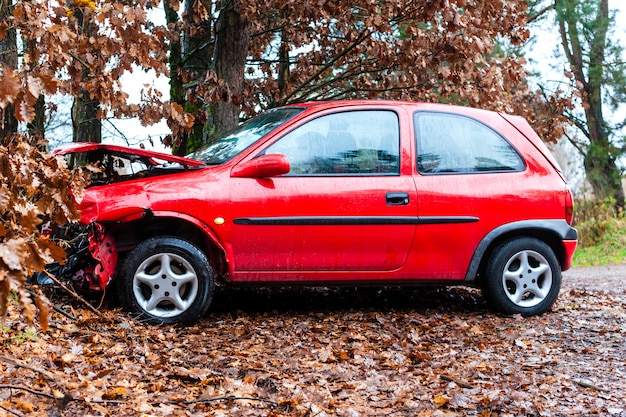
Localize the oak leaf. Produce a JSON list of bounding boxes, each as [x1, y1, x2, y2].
[[0, 67, 21, 108], [0, 239, 26, 271]]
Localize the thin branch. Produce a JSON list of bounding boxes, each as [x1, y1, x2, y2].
[[528, 4, 554, 24], [307, 82, 429, 102], [563, 131, 586, 157], [43, 270, 103, 317], [0, 355, 74, 409], [250, 23, 289, 39], [290, 62, 394, 102], [439, 374, 475, 389], [563, 109, 591, 138], [0, 371, 126, 406], [279, 29, 372, 105], [68, 51, 92, 72], [556, 0, 587, 90], [171, 395, 278, 405], [104, 119, 130, 146], [599, 60, 626, 67], [51, 304, 79, 321], [0, 355, 59, 382], [0, 403, 24, 417], [0, 384, 56, 399]]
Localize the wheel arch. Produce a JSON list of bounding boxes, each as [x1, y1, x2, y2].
[[105, 211, 228, 280], [466, 220, 578, 283]]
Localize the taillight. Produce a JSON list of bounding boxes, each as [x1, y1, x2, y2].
[[565, 188, 574, 225]]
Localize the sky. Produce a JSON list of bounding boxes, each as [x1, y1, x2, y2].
[[109, 69, 170, 150]]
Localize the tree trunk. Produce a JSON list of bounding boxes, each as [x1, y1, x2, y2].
[[556, 0, 625, 209], [183, 0, 212, 73], [26, 95, 46, 151], [72, 8, 101, 143], [0, 0, 18, 139], [164, 0, 187, 155], [72, 90, 101, 143], [277, 30, 290, 98], [210, 0, 250, 143], [182, 0, 212, 153], [164, 0, 214, 155]]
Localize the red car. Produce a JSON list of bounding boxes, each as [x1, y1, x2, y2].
[[53, 100, 577, 324]]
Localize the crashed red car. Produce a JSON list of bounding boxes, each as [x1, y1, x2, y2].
[[52, 100, 577, 324]]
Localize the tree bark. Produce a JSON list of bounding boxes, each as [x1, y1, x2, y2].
[[183, 0, 212, 73], [182, 0, 212, 153], [277, 30, 290, 98], [164, 0, 187, 155], [0, 0, 18, 139], [210, 0, 250, 143], [27, 95, 46, 141], [72, 90, 101, 143], [71, 8, 101, 143]]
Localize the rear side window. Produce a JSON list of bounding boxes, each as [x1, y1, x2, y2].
[[414, 112, 525, 174], [265, 110, 400, 175]]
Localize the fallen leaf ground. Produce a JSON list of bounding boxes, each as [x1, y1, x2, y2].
[[1, 268, 625, 417]]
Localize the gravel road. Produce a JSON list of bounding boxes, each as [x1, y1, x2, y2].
[[562, 262, 626, 292]]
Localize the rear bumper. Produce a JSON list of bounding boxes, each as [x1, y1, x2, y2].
[[562, 239, 578, 271]]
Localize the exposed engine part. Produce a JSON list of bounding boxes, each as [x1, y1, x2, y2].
[[31, 222, 118, 293]]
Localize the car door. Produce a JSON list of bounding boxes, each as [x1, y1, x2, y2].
[[229, 108, 418, 280]]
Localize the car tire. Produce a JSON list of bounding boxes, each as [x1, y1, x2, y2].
[[483, 237, 561, 316], [118, 237, 214, 324]]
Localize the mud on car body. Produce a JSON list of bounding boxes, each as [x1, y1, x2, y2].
[[50, 100, 577, 324]]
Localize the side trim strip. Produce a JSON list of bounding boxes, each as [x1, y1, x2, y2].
[[233, 216, 479, 226]]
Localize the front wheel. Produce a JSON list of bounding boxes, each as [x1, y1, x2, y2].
[[118, 237, 214, 324], [483, 237, 561, 316]]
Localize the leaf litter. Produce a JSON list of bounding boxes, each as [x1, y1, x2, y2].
[[1, 277, 625, 416]]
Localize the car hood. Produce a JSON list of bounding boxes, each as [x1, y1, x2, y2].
[[52, 142, 206, 168]]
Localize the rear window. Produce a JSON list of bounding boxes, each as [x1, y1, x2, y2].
[[414, 112, 525, 174]]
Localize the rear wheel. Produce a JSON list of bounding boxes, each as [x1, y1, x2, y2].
[[483, 237, 561, 316], [118, 237, 214, 324]]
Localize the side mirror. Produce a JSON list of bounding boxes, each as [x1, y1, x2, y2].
[[231, 153, 290, 178]]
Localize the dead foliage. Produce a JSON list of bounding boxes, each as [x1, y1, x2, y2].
[[0, 135, 87, 330], [1, 283, 624, 416]]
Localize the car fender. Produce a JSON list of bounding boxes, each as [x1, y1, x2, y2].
[[89, 210, 229, 290], [146, 210, 225, 244], [132, 210, 229, 275], [465, 220, 578, 281]]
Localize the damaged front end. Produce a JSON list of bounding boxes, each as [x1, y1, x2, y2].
[[34, 222, 117, 293], [38, 142, 207, 293]]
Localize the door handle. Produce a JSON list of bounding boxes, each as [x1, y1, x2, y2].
[[386, 192, 409, 206]]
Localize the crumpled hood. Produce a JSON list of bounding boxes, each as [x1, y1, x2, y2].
[[52, 142, 206, 168]]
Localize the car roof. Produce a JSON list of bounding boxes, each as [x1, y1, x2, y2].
[[282, 100, 514, 121]]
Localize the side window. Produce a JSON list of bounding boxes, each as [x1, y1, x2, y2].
[[414, 112, 525, 174], [265, 110, 400, 175]]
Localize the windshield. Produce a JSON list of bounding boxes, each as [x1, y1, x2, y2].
[[187, 107, 304, 164]]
